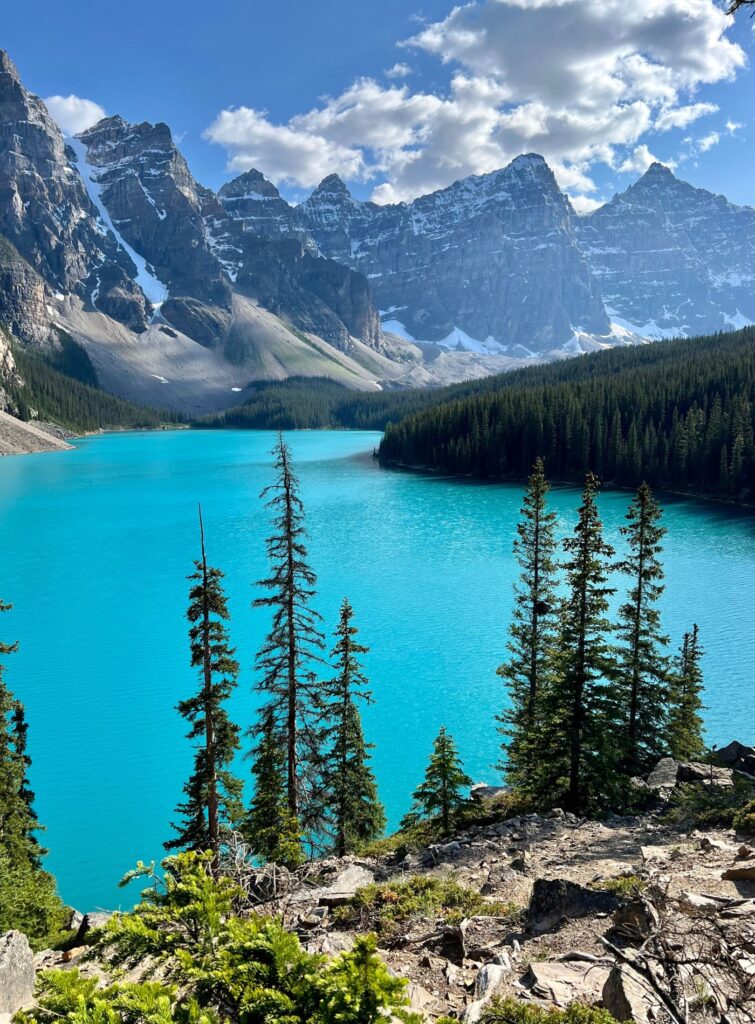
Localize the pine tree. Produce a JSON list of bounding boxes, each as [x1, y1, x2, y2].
[[244, 707, 304, 867], [497, 458, 558, 798], [249, 433, 325, 859], [320, 599, 385, 857], [166, 509, 243, 867], [402, 727, 472, 833], [0, 600, 42, 869], [544, 473, 620, 815], [667, 624, 706, 760], [616, 483, 672, 775]]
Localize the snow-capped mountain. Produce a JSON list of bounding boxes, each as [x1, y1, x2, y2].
[[576, 162, 755, 339], [2, 46, 754, 414]]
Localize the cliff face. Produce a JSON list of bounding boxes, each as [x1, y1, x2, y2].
[[0, 235, 54, 345], [576, 162, 755, 337], [298, 157, 610, 353], [0, 52, 148, 331]]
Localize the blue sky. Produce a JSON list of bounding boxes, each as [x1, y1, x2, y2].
[[4, 0, 754, 210]]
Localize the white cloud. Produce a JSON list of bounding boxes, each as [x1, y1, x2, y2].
[[385, 62, 412, 78], [697, 130, 720, 152], [655, 102, 718, 131], [725, 119, 743, 135], [570, 193, 604, 214], [44, 94, 106, 136], [206, 0, 745, 204], [617, 143, 674, 174]]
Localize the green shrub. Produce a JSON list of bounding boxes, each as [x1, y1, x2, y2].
[[0, 852, 71, 951], [18, 851, 419, 1024], [732, 800, 755, 835], [333, 873, 520, 936], [663, 777, 755, 830], [480, 996, 619, 1024], [590, 874, 647, 898]]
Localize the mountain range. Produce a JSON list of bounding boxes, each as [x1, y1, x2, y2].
[[1, 48, 754, 415]]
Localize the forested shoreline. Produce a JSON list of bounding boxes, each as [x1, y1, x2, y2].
[[378, 328, 755, 504]]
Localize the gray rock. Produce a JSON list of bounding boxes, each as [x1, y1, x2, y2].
[[716, 741, 755, 777], [527, 960, 611, 1007], [602, 964, 660, 1024], [470, 784, 508, 803], [73, 911, 113, 946], [0, 930, 35, 1014], [317, 864, 375, 907], [527, 878, 619, 934]]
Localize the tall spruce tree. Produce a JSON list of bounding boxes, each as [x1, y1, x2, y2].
[[320, 599, 386, 856], [545, 473, 620, 815], [249, 433, 325, 860], [402, 727, 472, 833], [497, 458, 558, 799], [0, 600, 44, 868], [244, 707, 304, 867], [667, 624, 706, 760], [166, 509, 243, 866], [616, 483, 671, 775]]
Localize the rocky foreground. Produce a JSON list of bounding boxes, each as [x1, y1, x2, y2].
[[2, 750, 755, 1024]]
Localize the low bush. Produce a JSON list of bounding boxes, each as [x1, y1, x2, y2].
[[480, 996, 619, 1024], [0, 852, 71, 951], [663, 777, 755, 830], [18, 852, 420, 1024], [732, 799, 755, 835], [333, 873, 520, 936]]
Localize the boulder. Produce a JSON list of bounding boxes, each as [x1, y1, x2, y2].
[[461, 962, 510, 1023], [470, 784, 508, 803], [602, 964, 661, 1024], [646, 757, 733, 792], [722, 864, 755, 881], [247, 864, 293, 903], [317, 864, 375, 907], [527, 878, 619, 934], [715, 741, 755, 776], [73, 911, 113, 946], [0, 931, 35, 1015], [527, 960, 611, 1007]]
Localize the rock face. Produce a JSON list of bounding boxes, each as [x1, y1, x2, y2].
[[577, 163, 755, 338], [0, 52, 147, 331], [299, 157, 610, 354], [0, 930, 35, 1014], [0, 235, 52, 345]]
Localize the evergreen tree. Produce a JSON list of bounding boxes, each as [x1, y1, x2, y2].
[[0, 598, 37, 867], [497, 458, 558, 798], [545, 473, 620, 815], [320, 599, 386, 856], [667, 624, 706, 760], [616, 483, 672, 775], [402, 727, 472, 833], [0, 598, 67, 946], [166, 509, 243, 867], [244, 708, 304, 867], [249, 433, 325, 859]]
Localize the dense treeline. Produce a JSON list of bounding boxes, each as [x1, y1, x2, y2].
[[379, 328, 755, 501], [9, 340, 184, 432], [199, 376, 460, 431]]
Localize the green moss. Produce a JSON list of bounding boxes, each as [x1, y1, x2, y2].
[[333, 874, 520, 936]]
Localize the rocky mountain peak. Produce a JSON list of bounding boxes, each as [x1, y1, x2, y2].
[[310, 173, 353, 200], [0, 49, 21, 82], [218, 169, 281, 201]]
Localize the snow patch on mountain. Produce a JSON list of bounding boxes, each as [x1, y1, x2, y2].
[[67, 137, 168, 309]]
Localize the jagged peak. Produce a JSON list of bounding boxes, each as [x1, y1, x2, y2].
[[510, 153, 548, 170], [309, 174, 353, 200], [638, 161, 679, 184], [218, 169, 281, 201], [0, 50, 20, 81]]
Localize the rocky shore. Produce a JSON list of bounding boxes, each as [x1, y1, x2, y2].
[[3, 748, 754, 1023]]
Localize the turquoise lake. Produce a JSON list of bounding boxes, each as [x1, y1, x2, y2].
[[0, 429, 753, 911]]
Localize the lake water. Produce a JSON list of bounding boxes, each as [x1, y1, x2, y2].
[[0, 429, 753, 911]]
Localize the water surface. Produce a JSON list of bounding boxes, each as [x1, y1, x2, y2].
[[0, 429, 753, 910]]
